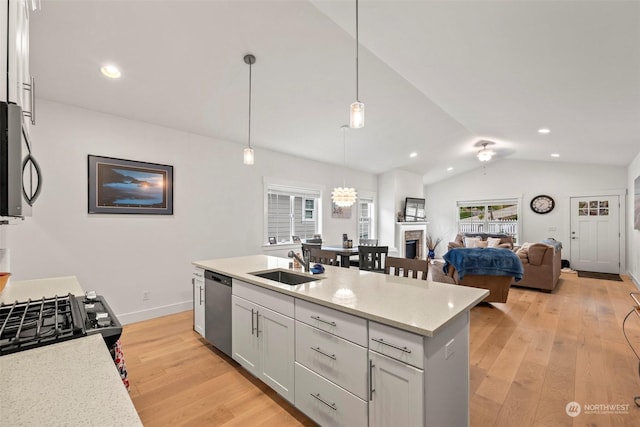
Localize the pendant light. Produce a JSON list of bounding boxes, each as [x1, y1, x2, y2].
[[350, 0, 364, 128], [243, 54, 256, 165], [332, 125, 357, 207]]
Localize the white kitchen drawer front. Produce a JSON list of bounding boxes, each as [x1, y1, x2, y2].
[[295, 362, 367, 427], [233, 280, 294, 317], [193, 267, 204, 279], [369, 321, 424, 369], [295, 299, 367, 346], [295, 321, 368, 400]]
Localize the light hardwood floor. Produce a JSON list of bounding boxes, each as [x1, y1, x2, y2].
[[120, 272, 640, 426]]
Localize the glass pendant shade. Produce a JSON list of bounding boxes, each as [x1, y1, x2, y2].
[[350, 102, 364, 129], [243, 147, 254, 165], [331, 187, 357, 207], [477, 147, 493, 162]]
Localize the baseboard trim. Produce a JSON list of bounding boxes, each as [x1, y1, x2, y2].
[[117, 300, 192, 325], [629, 271, 640, 290]]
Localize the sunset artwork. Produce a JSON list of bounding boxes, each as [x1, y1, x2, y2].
[[88, 155, 173, 215]]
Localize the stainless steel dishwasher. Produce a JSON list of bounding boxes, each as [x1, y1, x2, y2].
[[204, 270, 232, 357]]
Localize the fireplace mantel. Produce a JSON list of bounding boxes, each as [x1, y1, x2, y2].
[[395, 222, 428, 259]]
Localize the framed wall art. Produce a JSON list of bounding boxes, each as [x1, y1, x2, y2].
[[635, 175, 640, 230], [88, 155, 173, 215]]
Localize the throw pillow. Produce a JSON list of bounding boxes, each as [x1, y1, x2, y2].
[[464, 236, 482, 248], [487, 237, 502, 247], [476, 240, 489, 248]]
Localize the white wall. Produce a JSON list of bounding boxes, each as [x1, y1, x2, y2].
[[425, 159, 627, 264], [5, 101, 377, 322], [628, 152, 640, 287], [377, 169, 424, 250]]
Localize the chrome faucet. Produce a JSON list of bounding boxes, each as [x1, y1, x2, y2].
[[288, 250, 310, 272]]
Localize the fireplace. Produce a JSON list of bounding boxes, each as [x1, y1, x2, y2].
[[405, 239, 418, 259], [395, 222, 428, 259]]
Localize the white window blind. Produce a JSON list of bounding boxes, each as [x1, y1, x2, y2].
[[266, 185, 321, 244], [358, 196, 375, 240]]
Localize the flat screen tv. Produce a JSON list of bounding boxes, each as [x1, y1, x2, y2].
[[404, 197, 425, 222]]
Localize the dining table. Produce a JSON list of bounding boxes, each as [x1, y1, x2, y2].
[[320, 245, 359, 268]]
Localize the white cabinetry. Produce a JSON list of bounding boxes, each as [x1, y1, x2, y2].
[[369, 351, 424, 427], [294, 299, 368, 427], [6, 0, 36, 123], [192, 267, 205, 337], [232, 280, 294, 403]]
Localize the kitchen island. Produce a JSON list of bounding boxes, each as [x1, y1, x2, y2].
[[193, 255, 488, 426], [0, 276, 142, 426]]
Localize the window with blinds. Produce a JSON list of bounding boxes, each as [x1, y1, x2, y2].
[[358, 197, 375, 240], [457, 198, 520, 243], [266, 185, 320, 244]]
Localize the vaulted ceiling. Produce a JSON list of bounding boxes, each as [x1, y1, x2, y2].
[[30, 0, 640, 184]]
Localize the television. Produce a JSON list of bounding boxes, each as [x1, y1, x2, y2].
[[404, 197, 425, 222]]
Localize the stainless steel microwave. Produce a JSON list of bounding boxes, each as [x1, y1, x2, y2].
[[0, 101, 41, 217]]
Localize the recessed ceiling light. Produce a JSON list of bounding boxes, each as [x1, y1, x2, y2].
[[447, 167, 454, 171], [100, 64, 121, 79], [409, 152, 417, 158], [538, 128, 550, 134], [551, 153, 560, 158]]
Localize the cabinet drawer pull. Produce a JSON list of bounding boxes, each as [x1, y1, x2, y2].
[[371, 337, 412, 353], [310, 392, 337, 411], [310, 315, 336, 327], [310, 346, 336, 360]]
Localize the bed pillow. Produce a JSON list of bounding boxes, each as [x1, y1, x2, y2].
[[476, 240, 489, 248]]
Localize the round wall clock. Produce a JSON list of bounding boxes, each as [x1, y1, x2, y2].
[[530, 195, 555, 214]]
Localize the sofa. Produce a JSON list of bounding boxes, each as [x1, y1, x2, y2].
[[513, 243, 561, 292], [433, 247, 524, 303], [448, 233, 515, 251]]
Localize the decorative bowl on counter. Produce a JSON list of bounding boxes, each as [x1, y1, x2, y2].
[[0, 272, 10, 294]]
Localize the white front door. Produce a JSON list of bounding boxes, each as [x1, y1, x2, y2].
[[570, 195, 620, 274]]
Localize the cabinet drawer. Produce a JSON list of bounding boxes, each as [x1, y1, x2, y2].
[[369, 321, 424, 369], [295, 299, 367, 346], [295, 321, 368, 400], [295, 363, 367, 427], [193, 267, 204, 279], [233, 280, 294, 317]]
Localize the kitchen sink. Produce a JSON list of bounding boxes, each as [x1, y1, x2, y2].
[[250, 269, 320, 285]]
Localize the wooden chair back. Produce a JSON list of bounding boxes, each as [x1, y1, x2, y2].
[[309, 248, 340, 267], [358, 245, 388, 273], [385, 256, 429, 280], [359, 239, 378, 246]]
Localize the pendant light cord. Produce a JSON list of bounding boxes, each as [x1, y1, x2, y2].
[[355, 0, 360, 103], [343, 127, 347, 187], [248, 60, 252, 149]]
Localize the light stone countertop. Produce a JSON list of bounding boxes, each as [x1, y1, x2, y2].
[[0, 275, 142, 426], [0, 334, 143, 427], [194, 255, 489, 337], [0, 275, 84, 304]]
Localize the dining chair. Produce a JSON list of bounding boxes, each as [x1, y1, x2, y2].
[[358, 245, 388, 273], [308, 247, 340, 267], [359, 239, 378, 246], [385, 256, 429, 280]]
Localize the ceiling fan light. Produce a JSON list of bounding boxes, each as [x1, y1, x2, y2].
[[477, 148, 493, 162], [331, 187, 357, 207], [350, 102, 365, 128], [243, 147, 254, 165]]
